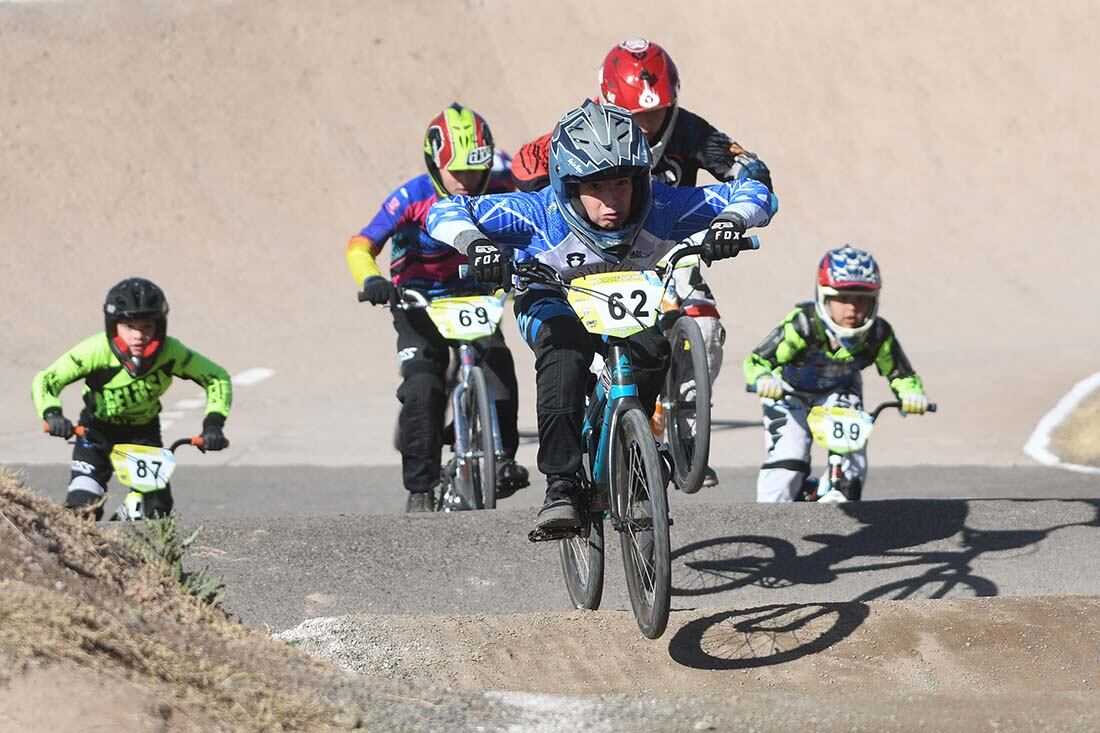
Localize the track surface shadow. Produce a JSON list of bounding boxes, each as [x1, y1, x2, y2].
[[667, 499, 1100, 668]]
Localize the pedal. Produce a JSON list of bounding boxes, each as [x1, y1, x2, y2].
[[527, 525, 580, 543]]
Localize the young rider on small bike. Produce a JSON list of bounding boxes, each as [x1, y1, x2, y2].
[[744, 245, 931, 502], [428, 100, 776, 532], [510, 38, 774, 488], [32, 278, 232, 520], [346, 103, 528, 512]]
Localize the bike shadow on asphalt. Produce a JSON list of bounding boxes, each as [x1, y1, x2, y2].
[[667, 498, 1100, 670]]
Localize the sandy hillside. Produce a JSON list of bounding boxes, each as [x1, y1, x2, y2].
[[2, 0, 1098, 467]]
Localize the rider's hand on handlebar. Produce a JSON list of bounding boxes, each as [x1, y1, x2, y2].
[[466, 239, 513, 292], [44, 409, 74, 439], [700, 213, 747, 265], [200, 414, 228, 452], [360, 276, 393, 306], [755, 375, 785, 401], [900, 392, 930, 415]]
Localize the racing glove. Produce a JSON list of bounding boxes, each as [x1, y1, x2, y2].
[[755, 375, 785, 401], [700, 213, 747, 265], [359, 276, 393, 306], [900, 392, 929, 415], [200, 413, 228, 452], [43, 408, 74, 439], [466, 238, 512, 291]]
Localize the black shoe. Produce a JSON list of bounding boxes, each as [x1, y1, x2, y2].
[[702, 466, 719, 488], [534, 476, 581, 531], [495, 459, 530, 499], [405, 490, 435, 513]]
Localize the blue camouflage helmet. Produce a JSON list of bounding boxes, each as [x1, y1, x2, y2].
[[548, 99, 653, 262]]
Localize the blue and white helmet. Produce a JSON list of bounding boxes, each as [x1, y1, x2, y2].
[[548, 99, 653, 262], [815, 245, 882, 349]]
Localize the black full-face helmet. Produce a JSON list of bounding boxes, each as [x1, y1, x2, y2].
[[103, 278, 169, 376]]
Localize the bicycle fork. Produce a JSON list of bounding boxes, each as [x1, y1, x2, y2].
[[449, 344, 505, 506]]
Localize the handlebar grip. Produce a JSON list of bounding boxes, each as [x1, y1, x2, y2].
[[356, 289, 370, 302], [739, 235, 761, 252], [928, 403, 937, 413], [191, 436, 205, 448], [458, 264, 469, 278], [745, 384, 757, 393]]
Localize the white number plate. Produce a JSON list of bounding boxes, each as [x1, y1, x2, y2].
[[426, 295, 506, 341], [807, 406, 875, 454], [567, 271, 664, 337], [109, 444, 177, 491]]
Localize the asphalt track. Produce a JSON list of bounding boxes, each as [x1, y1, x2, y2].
[[9, 464, 1099, 630]]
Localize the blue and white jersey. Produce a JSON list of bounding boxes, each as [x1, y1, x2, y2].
[[426, 179, 775, 285]]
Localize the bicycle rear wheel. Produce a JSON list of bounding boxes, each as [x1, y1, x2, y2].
[[664, 316, 711, 494], [559, 509, 605, 610], [612, 408, 671, 639], [460, 366, 497, 509]]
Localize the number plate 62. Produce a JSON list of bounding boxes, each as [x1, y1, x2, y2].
[[567, 271, 664, 337], [807, 406, 875, 454]]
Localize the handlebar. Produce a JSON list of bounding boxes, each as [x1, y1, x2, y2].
[[357, 282, 431, 311], [744, 385, 936, 420], [457, 233, 762, 290], [45, 423, 226, 452]]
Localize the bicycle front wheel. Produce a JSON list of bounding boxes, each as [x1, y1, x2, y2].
[[460, 366, 497, 509], [664, 316, 711, 494], [612, 408, 671, 639], [559, 511, 605, 610]]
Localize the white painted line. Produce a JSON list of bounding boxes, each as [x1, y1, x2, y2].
[[159, 411, 185, 419], [173, 398, 206, 410], [1023, 370, 1100, 475], [232, 367, 275, 386]]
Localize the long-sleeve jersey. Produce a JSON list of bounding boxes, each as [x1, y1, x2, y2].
[[32, 334, 232, 425], [743, 303, 926, 396], [510, 107, 773, 193], [345, 152, 515, 298], [425, 178, 775, 286]]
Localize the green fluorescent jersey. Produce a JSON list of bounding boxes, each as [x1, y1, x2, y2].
[[742, 303, 925, 396], [32, 334, 232, 425]]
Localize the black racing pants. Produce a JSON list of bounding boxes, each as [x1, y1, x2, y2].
[[393, 308, 520, 493], [67, 414, 174, 518], [515, 289, 670, 480]]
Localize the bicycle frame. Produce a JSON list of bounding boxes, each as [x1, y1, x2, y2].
[[583, 342, 646, 508]]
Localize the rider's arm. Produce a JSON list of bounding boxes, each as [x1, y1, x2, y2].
[[694, 123, 774, 192], [346, 182, 420, 285], [426, 188, 550, 255], [871, 319, 926, 396], [658, 178, 777, 243], [345, 234, 384, 284], [31, 334, 108, 418], [743, 308, 811, 385], [166, 338, 233, 421], [509, 133, 552, 192]]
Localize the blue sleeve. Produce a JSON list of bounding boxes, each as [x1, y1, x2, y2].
[[360, 185, 415, 245], [427, 189, 552, 252], [656, 178, 778, 241]]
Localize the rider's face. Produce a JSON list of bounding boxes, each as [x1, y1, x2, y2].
[[116, 319, 157, 356], [632, 107, 670, 144], [578, 177, 633, 230], [439, 167, 487, 197], [826, 293, 875, 328]]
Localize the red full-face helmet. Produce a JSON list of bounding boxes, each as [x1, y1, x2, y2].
[[598, 39, 680, 162]]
